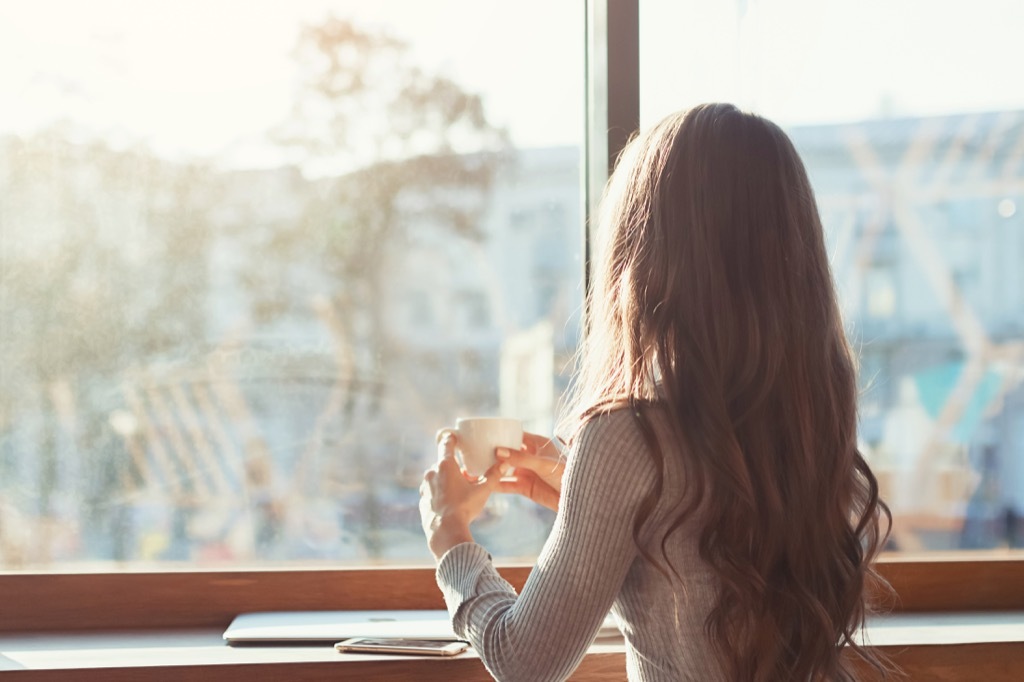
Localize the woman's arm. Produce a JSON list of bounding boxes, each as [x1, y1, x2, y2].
[[435, 410, 656, 682]]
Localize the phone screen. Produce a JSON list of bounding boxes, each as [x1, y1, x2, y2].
[[351, 638, 459, 648], [335, 637, 469, 656]]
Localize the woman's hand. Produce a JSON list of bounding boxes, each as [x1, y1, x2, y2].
[[419, 431, 503, 561], [495, 432, 567, 512]]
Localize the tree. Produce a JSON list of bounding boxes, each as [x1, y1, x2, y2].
[[232, 17, 509, 557], [262, 16, 507, 355]]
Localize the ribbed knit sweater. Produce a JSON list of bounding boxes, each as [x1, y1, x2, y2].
[[435, 407, 726, 681]]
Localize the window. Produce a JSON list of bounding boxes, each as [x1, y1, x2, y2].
[[2, 2, 1015, 634], [0, 0, 583, 569], [642, 0, 1024, 552], [1, 1, 1022, 650]]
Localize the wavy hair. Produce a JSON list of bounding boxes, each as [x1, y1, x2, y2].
[[564, 103, 893, 680]]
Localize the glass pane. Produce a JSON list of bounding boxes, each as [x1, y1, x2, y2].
[[641, 0, 1024, 551], [0, 1, 583, 568]]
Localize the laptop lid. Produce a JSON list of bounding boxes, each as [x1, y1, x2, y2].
[[223, 610, 459, 645]]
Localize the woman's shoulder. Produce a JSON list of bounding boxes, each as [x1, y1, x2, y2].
[[575, 400, 634, 435], [576, 397, 667, 434], [563, 402, 671, 512], [573, 400, 665, 461], [570, 399, 684, 477]]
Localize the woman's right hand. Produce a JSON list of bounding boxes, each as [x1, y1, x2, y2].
[[495, 432, 567, 512]]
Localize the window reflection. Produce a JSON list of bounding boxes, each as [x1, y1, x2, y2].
[[643, 0, 1024, 552], [0, 2, 582, 568]]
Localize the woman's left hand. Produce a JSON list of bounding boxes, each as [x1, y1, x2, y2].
[[419, 431, 504, 561]]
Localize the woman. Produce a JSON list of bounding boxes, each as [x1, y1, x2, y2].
[[420, 103, 891, 681]]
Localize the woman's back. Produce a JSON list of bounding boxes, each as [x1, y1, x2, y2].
[[564, 103, 891, 680], [600, 407, 724, 681], [422, 103, 891, 682]]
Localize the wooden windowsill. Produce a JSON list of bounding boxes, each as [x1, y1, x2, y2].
[[1, 555, 1023, 680], [3, 555, 1024, 634], [1, 613, 1022, 681]]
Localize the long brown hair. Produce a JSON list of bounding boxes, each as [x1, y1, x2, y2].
[[564, 103, 892, 680]]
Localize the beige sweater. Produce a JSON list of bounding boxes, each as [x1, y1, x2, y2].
[[436, 408, 725, 681]]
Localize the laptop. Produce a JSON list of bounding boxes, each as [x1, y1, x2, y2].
[[223, 609, 622, 645], [223, 610, 459, 645]]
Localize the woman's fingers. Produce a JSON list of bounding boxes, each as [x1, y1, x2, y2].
[[522, 431, 563, 458], [435, 431, 466, 478], [496, 447, 564, 477], [478, 460, 509, 489], [497, 469, 559, 512], [496, 476, 532, 498], [436, 429, 457, 462]]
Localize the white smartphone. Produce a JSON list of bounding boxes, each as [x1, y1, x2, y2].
[[335, 637, 469, 657]]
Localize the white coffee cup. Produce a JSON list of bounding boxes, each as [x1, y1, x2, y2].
[[438, 417, 523, 478]]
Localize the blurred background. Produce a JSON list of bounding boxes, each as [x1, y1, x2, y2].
[[0, 0, 1021, 568]]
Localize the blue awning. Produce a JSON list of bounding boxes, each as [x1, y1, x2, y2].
[[913, 362, 1002, 443]]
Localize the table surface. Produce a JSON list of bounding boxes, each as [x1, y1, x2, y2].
[[1, 611, 1022, 672]]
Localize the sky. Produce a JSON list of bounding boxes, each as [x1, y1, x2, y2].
[[641, 0, 1024, 128], [0, 0, 584, 167], [1, 0, 1022, 169]]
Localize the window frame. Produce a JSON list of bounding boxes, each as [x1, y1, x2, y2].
[[1, 555, 1023, 633], [1, 0, 1022, 636]]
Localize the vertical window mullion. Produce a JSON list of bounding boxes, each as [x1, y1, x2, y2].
[[583, 0, 640, 300]]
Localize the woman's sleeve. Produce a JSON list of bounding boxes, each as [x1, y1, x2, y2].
[[435, 410, 656, 682]]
